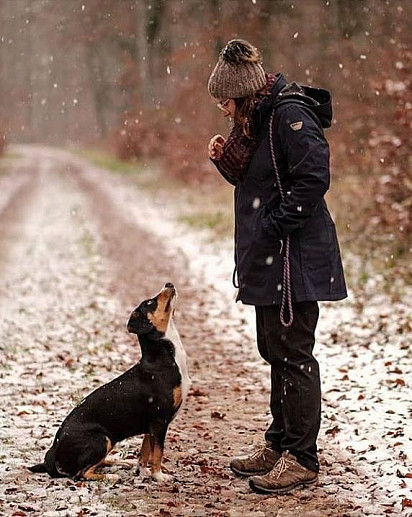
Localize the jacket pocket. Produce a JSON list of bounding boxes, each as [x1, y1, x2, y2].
[[300, 212, 334, 273], [237, 242, 282, 288]]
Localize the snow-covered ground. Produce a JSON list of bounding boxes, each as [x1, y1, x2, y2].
[[71, 149, 411, 516], [1, 146, 411, 516]]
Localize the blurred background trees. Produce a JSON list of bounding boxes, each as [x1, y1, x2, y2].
[[0, 0, 410, 277]]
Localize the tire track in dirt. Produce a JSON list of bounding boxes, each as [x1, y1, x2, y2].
[[0, 147, 359, 516], [0, 160, 37, 274], [0, 157, 144, 516]]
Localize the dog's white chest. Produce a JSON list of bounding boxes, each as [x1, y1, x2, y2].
[[166, 319, 191, 402]]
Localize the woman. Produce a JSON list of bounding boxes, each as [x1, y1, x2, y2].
[[208, 39, 347, 494]]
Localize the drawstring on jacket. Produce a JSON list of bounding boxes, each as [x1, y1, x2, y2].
[[269, 109, 294, 328], [232, 265, 239, 289]]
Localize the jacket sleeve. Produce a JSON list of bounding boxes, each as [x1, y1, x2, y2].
[[262, 103, 330, 239], [209, 124, 258, 186], [210, 158, 238, 186]]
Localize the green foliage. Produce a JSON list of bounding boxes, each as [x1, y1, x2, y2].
[[179, 211, 233, 236], [79, 149, 141, 175]]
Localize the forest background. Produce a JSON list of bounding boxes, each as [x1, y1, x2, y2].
[[0, 0, 411, 289]]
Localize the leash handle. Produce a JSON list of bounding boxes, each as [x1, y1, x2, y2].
[[269, 109, 294, 328]]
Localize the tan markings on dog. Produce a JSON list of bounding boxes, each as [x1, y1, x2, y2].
[[78, 437, 113, 480], [147, 310, 169, 333], [140, 434, 152, 468], [173, 386, 182, 409], [81, 466, 106, 481], [150, 440, 164, 475], [147, 289, 174, 333]]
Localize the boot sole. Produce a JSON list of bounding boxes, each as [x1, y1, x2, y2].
[[230, 465, 273, 477], [249, 475, 318, 494]]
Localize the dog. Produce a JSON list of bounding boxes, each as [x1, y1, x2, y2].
[[28, 283, 190, 482]]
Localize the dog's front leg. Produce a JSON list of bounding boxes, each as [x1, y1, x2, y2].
[[100, 457, 133, 470], [136, 434, 152, 478], [150, 430, 171, 482]]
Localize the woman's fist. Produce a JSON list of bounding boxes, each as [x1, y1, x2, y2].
[[208, 134, 226, 160]]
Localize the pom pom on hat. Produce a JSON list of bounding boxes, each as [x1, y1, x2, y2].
[[208, 39, 266, 99]]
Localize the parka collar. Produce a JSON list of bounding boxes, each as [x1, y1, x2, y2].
[[254, 73, 287, 132]]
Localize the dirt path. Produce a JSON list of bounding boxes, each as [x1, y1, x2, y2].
[[0, 147, 409, 516]]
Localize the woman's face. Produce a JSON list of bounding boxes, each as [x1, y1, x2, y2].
[[217, 98, 236, 119]]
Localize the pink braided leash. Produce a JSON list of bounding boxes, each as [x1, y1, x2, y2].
[[268, 109, 294, 327]]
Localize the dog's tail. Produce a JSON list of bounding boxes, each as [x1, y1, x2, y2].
[[28, 462, 47, 473]]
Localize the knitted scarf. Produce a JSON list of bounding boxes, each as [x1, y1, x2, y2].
[[217, 73, 278, 181]]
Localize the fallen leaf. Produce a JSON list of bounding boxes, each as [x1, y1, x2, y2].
[[189, 388, 209, 397], [325, 425, 340, 438], [402, 498, 412, 509]]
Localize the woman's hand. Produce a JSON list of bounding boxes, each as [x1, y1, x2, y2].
[[208, 135, 226, 160]]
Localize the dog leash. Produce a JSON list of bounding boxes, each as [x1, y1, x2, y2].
[[269, 109, 294, 328]]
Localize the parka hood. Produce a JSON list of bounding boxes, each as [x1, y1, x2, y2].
[[277, 81, 333, 128], [257, 73, 333, 129]]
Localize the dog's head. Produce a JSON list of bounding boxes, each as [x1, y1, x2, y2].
[[127, 283, 177, 337]]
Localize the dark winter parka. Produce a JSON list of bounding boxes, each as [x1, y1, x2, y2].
[[213, 73, 347, 306]]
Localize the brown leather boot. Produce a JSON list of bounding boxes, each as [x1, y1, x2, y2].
[[249, 451, 318, 494], [230, 443, 281, 477]]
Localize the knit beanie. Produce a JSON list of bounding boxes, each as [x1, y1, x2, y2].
[[208, 39, 266, 99]]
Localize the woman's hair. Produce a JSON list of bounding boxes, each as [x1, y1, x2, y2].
[[234, 96, 260, 138], [234, 78, 274, 138]]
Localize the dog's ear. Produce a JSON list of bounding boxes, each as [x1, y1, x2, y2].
[[127, 310, 154, 335]]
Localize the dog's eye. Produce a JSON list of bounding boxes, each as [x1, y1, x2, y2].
[[146, 300, 154, 306]]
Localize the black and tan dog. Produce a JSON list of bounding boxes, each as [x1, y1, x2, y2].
[[28, 283, 190, 482]]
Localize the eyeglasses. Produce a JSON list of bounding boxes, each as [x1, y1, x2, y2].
[[217, 99, 230, 112]]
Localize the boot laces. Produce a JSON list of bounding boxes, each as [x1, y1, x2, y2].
[[250, 445, 270, 461], [268, 454, 292, 479]]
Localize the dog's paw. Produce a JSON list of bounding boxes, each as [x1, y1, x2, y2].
[[118, 460, 133, 470], [104, 473, 121, 485], [137, 466, 151, 479], [152, 471, 172, 483]]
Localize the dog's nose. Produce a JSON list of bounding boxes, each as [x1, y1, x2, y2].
[[165, 282, 174, 289]]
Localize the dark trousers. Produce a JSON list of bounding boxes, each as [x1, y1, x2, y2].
[[255, 302, 321, 473]]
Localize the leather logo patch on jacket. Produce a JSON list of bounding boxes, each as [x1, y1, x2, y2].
[[290, 121, 303, 131]]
